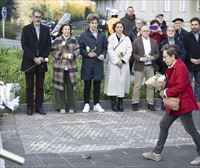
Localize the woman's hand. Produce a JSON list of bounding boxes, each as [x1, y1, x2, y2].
[[159, 90, 165, 98], [63, 53, 73, 59], [116, 60, 123, 68]]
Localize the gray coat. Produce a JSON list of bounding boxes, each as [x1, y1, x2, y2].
[[79, 29, 108, 81], [132, 37, 159, 71]]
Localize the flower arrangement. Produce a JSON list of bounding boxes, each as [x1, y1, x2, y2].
[[0, 81, 20, 111], [145, 74, 166, 90]]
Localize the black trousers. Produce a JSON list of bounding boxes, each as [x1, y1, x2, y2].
[[84, 80, 101, 105], [25, 72, 45, 109]]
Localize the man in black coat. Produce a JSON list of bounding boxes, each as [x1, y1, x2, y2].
[[21, 9, 51, 115], [79, 13, 108, 113], [121, 6, 136, 36], [183, 17, 200, 107], [172, 18, 188, 45]]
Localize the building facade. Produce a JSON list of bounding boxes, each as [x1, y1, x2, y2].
[[94, 0, 200, 30]]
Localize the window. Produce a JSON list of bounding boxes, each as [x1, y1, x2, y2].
[[179, 0, 186, 11], [197, 0, 200, 11], [141, 0, 147, 11], [164, 0, 171, 11]]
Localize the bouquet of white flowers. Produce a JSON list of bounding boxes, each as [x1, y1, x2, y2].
[[0, 81, 20, 111], [145, 74, 166, 90]]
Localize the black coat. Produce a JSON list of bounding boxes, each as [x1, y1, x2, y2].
[[174, 28, 188, 45], [128, 27, 139, 42], [121, 14, 136, 36], [183, 31, 200, 71], [21, 23, 51, 73], [79, 29, 108, 81]]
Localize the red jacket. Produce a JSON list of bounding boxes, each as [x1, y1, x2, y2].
[[149, 31, 167, 45], [165, 59, 199, 115]]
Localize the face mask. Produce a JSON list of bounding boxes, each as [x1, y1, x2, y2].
[[150, 25, 158, 30]]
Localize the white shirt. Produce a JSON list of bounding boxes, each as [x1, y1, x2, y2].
[[142, 37, 152, 65], [34, 25, 40, 40]]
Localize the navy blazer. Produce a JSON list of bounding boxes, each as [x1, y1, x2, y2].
[[79, 29, 108, 81], [21, 23, 51, 73]]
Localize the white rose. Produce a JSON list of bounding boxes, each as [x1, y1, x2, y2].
[[44, 58, 49, 62], [61, 41, 65, 46], [67, 53, 73, 59], [86, 46, 90, 52]]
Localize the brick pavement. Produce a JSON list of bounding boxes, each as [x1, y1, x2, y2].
[[0, 105, 200, 168]]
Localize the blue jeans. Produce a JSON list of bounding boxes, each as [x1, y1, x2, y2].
[[189, 71, 200, 102]]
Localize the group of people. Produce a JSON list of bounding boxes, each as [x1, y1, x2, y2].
[[20, 8, 200, 166]]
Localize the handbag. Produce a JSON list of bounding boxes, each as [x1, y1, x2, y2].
[[163, 97, 180, 111]]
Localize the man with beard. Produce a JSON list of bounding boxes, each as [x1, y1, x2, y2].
[[21, 9, 51, 115], [121, 6, 136, 35], [183, 17, 200, 108]]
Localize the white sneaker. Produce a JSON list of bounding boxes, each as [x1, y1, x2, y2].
[[142, 151, 161, 162], [82, 103, 90, 113], [60, 109, 66, 114], [190, 156, 200, 165], [93, 103, 105, 113]]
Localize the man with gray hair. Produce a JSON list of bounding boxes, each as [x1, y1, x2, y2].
[[21, 9, 51, 115], [131, 25, 159, 111]]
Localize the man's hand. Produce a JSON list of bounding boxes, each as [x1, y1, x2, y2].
[[88, 52, 96, 58], [97, 54, 104, 61], [146, 56, 154, 61], [190, 58, 199, 65], [33, 57, 41, 65], [140, 57, 148, 62], [38, 57, 44, 63]]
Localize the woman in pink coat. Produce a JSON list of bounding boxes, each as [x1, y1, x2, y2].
[[143, 44, 200, 166]]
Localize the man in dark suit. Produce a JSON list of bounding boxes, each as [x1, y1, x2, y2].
[[21, 9, 51, 115], [183, 17, 200, 108], [132, 25, 159, 111]]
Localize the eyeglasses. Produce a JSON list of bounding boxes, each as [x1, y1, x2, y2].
[[34, 16, 41, 19]]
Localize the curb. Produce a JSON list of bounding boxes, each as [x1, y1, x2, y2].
[[2, 98, 162, 113]]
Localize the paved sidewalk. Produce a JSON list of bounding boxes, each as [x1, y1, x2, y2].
[[0, 105, 200, 168]]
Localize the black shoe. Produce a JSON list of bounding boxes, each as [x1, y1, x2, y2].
[[26, 107, 33, 115], [111, 96, 118, 112], [148, 104, 156, 111], [36, 108, 46, 115], [118, 98, 124, 112], [111, 102, 118, 112], [132, 103, 138, 111]]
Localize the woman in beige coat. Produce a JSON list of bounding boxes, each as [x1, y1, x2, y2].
[[104, 21, 132, 112]]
